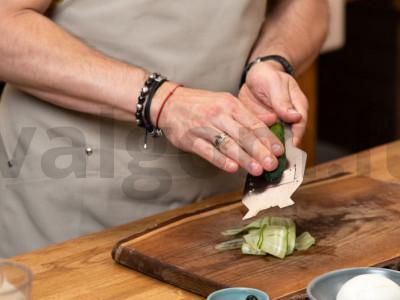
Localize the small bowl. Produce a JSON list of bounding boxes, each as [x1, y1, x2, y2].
[[307, 267, 400, 300], [207, 287, 270, 300]]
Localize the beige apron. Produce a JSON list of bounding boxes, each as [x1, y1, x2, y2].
[[0, 0, 267, 257]]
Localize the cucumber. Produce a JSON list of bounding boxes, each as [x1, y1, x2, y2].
[[263, 122, 287, 182], [218, 216, 316, 259]]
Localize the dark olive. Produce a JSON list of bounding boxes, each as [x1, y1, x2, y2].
[[246, 295, 259, 300]]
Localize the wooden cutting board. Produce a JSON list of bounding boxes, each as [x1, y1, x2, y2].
[[112, 176, 400, 299]]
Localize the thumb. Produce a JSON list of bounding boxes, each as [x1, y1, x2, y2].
[[269, 75, 302, 123], [239, 85, 278, 126]]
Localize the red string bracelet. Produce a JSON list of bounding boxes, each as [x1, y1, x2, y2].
[[156, 84, 183, 129]]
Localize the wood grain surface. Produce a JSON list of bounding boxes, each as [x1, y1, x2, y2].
[[113, 176, 400, 299], [9, 141, 400, 300]]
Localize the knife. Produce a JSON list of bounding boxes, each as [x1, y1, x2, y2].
[[242, 123, 307, 220]]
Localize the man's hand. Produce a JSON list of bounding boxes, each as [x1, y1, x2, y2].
[[153, 83, 285, 176], [240, 0, 329, 146], [238, 61, 309, 146]]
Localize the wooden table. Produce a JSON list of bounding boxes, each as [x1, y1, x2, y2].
[[10, 141, 400, 299]]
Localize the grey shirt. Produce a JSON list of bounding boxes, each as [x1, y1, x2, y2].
[[0, 0, 267, 257]]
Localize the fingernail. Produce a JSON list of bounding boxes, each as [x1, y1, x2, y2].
[[288, 108, 301, 115], [264, 156, 275, 169], [271, 144, 282, 155], [249, 162, 262, 174]]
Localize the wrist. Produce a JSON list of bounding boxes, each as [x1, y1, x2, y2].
[[150, 81, 180, 127], [241, 54, 295, 86], [247, 59, 285, 80], [249, 45, 294, 68]]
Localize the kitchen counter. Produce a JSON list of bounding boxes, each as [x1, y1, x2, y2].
[[9, 140, 400, 299]]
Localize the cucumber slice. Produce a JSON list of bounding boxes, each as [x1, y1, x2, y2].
[[221, 217, 270, 236], [243, 229, 262, 250], [295, 231, 316, 251], [215, 238, 243, 251], [259, 225, 288, 259], [241, 242, 266, 255], [268, 217, 296, 255]]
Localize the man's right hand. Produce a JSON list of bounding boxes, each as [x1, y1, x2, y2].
[[152, 83, 285, 176]]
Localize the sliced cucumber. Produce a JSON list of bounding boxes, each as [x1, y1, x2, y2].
[[218, 216, 315, 259]]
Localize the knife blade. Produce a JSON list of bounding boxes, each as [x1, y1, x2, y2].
[[242, 124, 307, 220]]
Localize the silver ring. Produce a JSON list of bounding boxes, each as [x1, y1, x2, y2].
[[214, 133, 228, 150]]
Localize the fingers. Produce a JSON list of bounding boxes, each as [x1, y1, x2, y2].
[[212, 116, 279, 172], [193, 126, 263, 176], [189, 137, 239, 173], [229, 103, 284, 157], [246, 68, 309, 146]]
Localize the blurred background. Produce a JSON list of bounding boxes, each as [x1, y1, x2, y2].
[[291, 0, 399, 165], [0, 0, 398, 166], [316, 0, 399, 164]]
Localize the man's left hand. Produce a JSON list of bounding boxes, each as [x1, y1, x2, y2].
[[238, 60, 308, 146]]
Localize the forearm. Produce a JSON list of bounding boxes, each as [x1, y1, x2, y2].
[[0, 2, 146, 121], [250, 0, 329, 75]]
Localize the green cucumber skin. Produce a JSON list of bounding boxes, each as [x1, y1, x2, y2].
[[270, 122, 285, 143], [263, 122, 287, 182]]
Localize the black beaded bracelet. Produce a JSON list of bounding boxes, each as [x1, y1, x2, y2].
[[135, 72, 167, 149], [240, 55, 295, 86]]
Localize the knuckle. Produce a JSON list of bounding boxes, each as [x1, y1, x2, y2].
[[202, 144, 215, 159], [239, 128, 255, 143], [256, 129, 279, 145], [239, 134, 259, 153], [192, 118, 209, 131], [237, 151, 252, 166], [202, 127, 218, 138], [218, 137, 234, 153], [214, 155, 227, 169], [253, 126, 269, 138], [248, 121, 265, 132], [204, 105, 223, 119]]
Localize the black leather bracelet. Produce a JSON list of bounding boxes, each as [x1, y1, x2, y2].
[[144, 77, 167, 137], [240, 55, 295, 86], [136, 73, 160, 128], [135, 73, 167, 149]]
